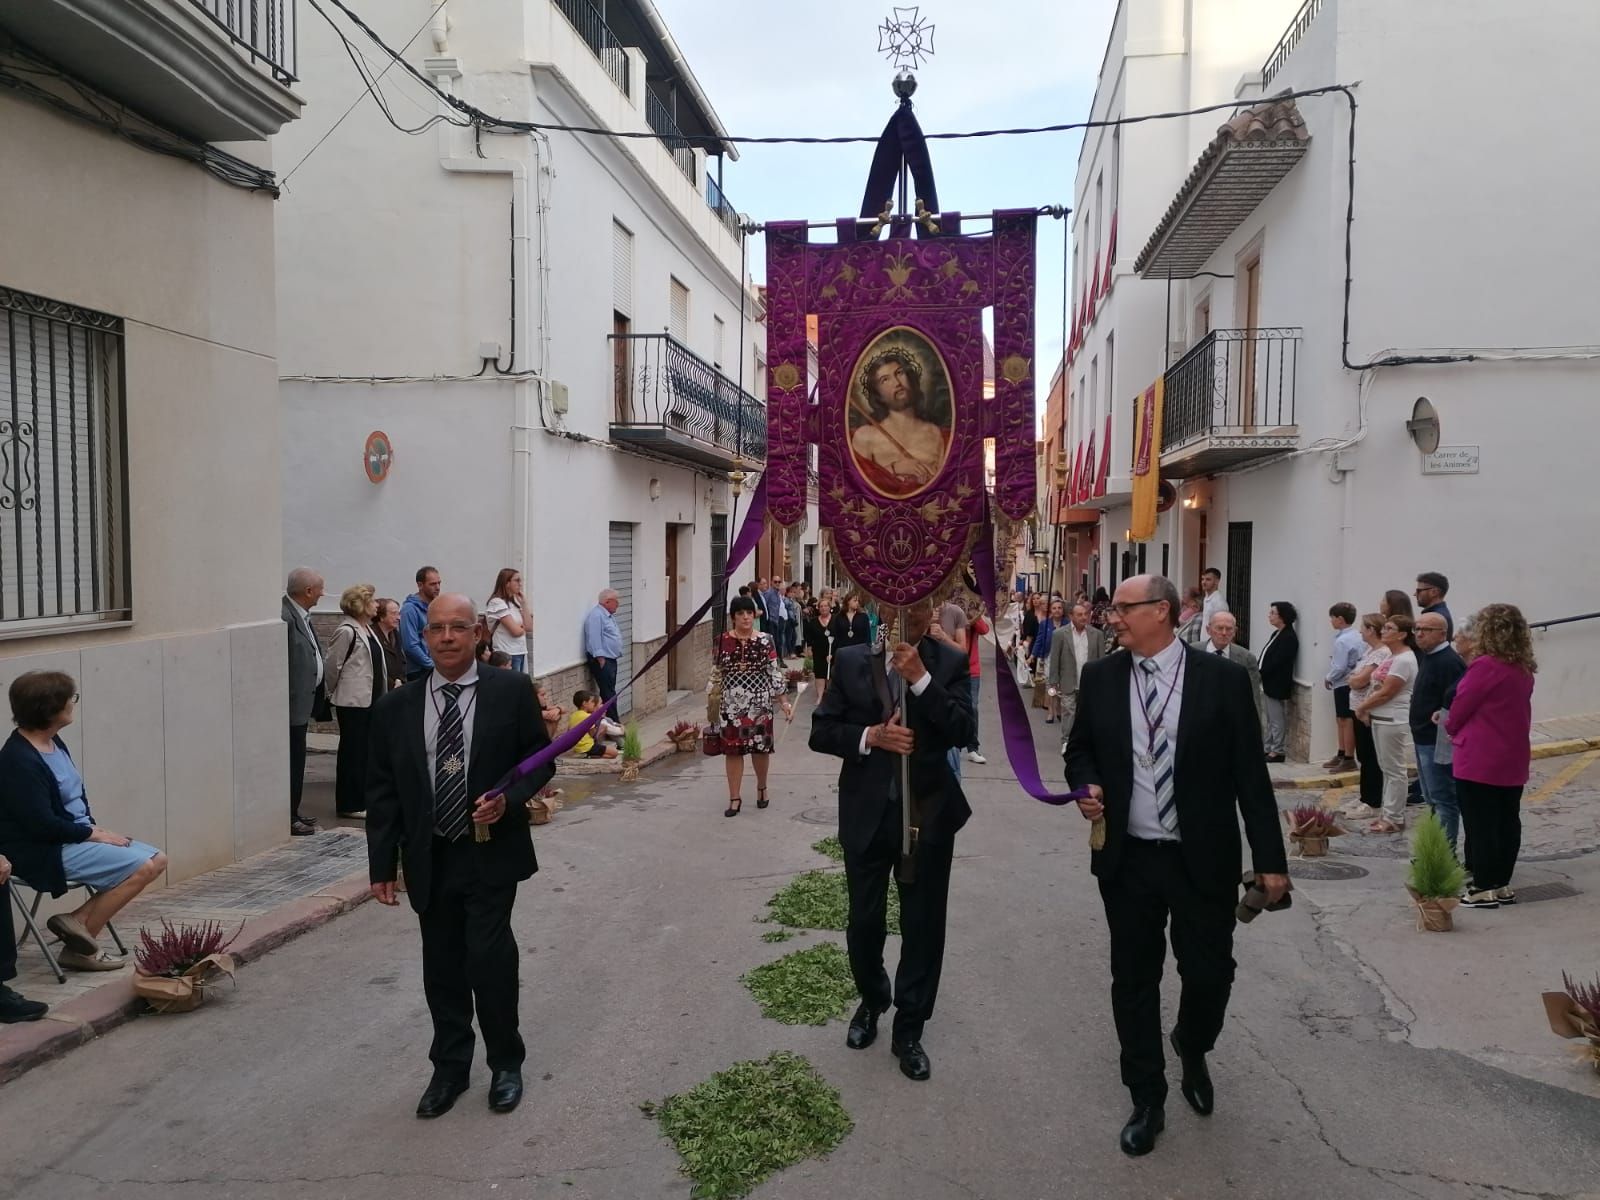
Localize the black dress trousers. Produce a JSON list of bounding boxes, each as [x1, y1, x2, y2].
[[417, 835, 525, 1079], [1098, 839, 1238, 1107], [844, 794, 956, 1041]]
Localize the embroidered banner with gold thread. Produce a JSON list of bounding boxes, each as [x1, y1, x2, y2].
[[763, 211, 1038, 607]]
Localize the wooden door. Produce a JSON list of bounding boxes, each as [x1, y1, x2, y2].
[[613, 313, 632, 423]]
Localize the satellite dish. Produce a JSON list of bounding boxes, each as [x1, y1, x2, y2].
[[1407, 396, 1441, 455]]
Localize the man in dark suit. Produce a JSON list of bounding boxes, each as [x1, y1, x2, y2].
[[810, 599, 975, 1081], [1064, 574, 1288, 1156], [366, 593, 553, 1119]]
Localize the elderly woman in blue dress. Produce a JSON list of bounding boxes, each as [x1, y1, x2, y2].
[[0, 671, 166, 971]]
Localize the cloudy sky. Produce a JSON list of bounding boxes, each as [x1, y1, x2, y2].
[[656, 0, 1120, 405]]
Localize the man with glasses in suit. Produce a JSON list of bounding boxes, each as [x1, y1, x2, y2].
[[1065, 575, 1288, 1156]]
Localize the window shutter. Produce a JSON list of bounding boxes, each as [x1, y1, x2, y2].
[[669, 278, 689, 343], [612, 221, 633, 316], [712, 315, 726, 367]]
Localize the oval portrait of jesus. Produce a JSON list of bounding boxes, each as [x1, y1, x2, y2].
[[846, 327, 955, 500]]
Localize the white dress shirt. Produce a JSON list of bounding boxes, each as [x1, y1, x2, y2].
[[857, 654, 933, 756], [423, 662, 481, 787], [1202, 639, 1228, 656], [1202, 591, 1229, 628], [1127, 636, 1188, 841]]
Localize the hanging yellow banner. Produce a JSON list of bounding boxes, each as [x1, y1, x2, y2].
[[1129, 377, 1164, 541]]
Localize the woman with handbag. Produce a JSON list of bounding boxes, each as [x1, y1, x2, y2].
[[708, 596, 792, 817], [324, 583, 387, 820], [484, 568, 532, 671]]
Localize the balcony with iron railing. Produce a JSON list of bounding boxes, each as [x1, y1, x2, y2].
[[552, 0, 630, 97], [1261, 0, 1325, 87], [707, 174, 740, 237], [609, 333, 766, 472], [646, 88, 699, 182], [0, 0, 302, 140], [1160, 328, 1301, 475]]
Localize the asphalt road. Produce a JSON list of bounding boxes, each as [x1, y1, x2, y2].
[[4, 690, 1598, 1200]]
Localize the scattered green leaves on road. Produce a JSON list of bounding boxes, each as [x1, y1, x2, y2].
[[644, 1051, 853, 1200], [742, 942, 859, 1025], [760, 929, 797, 944], [810, 835, 845, 862], [763, 869, 900, 933]]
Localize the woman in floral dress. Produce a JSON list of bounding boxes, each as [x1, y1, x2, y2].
[[712, 596, 792, 816]]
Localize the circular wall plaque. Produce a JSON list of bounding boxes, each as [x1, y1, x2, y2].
[[364, 431, 394, 484]]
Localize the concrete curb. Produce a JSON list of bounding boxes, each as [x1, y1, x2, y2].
[[0, 871, 372, 1086], [1272, 736, 1598, 791], [554, 737, 683, 776]]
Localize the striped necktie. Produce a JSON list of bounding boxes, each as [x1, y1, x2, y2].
[[1139, 659, 1179, 835], [433, 683, 470, 841]]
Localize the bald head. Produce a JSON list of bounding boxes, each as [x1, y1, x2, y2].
[[286, 567, 324, 611], [598, 589, 620, 614], [425, 593, 479, 679], [1208, 610, 1238, 648]]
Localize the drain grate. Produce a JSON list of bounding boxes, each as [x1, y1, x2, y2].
[[794, 807, 839, 827], [1509, 881, 1581, 904], [1288, 859, 1370, 881]]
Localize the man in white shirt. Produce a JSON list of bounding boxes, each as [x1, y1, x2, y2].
[[1199, 567, 1228, 630]]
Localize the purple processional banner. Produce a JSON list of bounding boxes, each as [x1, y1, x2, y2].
[[764, 212, 1039, 607]]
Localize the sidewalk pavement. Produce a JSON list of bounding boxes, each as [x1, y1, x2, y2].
[[1, 829, 371, 1084], [1269, 710, 1600, 790]]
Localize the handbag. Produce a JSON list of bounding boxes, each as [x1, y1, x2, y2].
[[702, 654, 725, 756]]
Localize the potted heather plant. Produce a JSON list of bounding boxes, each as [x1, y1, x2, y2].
[[133, 918, 240, 1013], [667, 719, 699, 753], [1285, 804, 1344, 858], [1405, 811, 1467, 932], [619, 721, 644, 782], [1541, 971, 1600, 1073]]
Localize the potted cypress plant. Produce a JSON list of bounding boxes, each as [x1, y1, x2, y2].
[[619, 721, 644, 782], [1405, 811, 1466, 932]]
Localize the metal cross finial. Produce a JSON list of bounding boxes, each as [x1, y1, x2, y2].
[[878, 6, 935, 71]]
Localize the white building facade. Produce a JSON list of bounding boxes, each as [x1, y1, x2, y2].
[[1060, 0, 1304, 604], [274, 0, 770, 715], [0, 0, 304, 881], [1065, 0, 1600, 758]]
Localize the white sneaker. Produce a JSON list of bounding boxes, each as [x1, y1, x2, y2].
[[967, 751, 987, 765]]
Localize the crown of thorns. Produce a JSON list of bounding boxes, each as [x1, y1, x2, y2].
[[859, 347, 923, 397]]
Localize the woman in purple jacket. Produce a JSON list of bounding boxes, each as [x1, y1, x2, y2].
[[1445, 604, 1535, 910]]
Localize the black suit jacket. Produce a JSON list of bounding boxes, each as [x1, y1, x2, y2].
[[1064, 642, 1287, 896], [366, 665, 553, 913], [809, 639, 976, 857]]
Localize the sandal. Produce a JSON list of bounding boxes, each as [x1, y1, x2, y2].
[[757, 787, 769, 810], [1364, 819, 1403, 834], [724, 797, 742, 818]]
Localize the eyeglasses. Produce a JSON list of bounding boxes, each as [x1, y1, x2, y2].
[[1110, 599, 1164, 617], [425, 622, 476, 635]]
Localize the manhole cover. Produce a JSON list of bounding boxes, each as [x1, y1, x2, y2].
[[794, 806, 839, 827], [1511, 881, 1581, 904], [1288, 859, 1370, 881]]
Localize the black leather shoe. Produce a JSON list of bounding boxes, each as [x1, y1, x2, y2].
[[415, 1075, 469, 1119], [488, 1069, 523, 1113], [1119, 1105, 1165, 1156], [846, 1003, 880, 1050], [890, 1037, 931, 1081], [0, 985, 48, 1023], [1170, 1029, 1214, 1115]]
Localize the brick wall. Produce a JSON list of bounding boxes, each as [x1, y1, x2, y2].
[[677, 622, 713, 694], [632, 635, 669, 715]]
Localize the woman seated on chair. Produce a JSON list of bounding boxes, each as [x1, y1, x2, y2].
[[0, 671, 166, 971]]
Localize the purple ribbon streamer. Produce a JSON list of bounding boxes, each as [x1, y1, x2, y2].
[[489, 475, 770, 796], [971, 502, 1092, 806]]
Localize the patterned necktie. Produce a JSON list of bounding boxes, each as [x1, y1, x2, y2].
[[433, 683, 470, 841], [1139, 659, 1180, 835]]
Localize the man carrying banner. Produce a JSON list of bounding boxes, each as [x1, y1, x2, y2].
[[810, 600, 975, 1081]]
